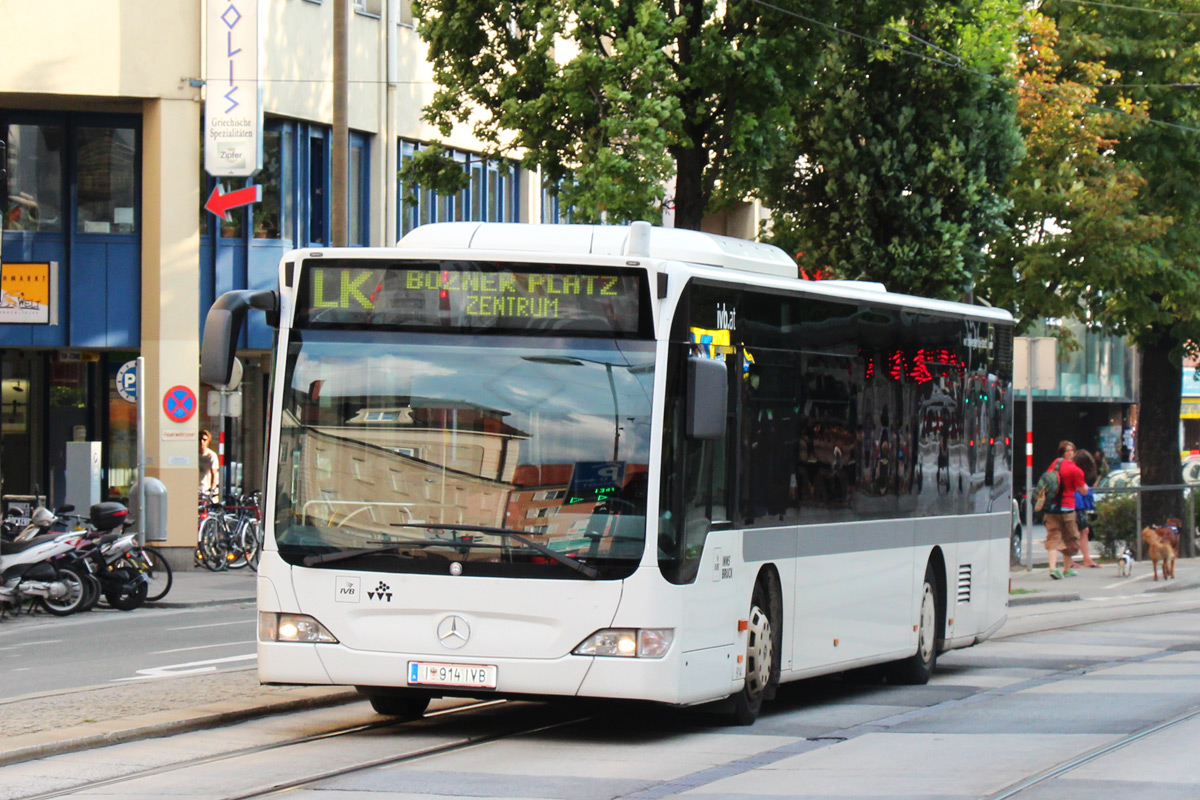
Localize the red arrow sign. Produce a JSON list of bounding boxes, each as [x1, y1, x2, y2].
[[205, 184, 261, 220]]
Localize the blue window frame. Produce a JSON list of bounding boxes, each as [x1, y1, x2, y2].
[[541, 181, 575, 225], [349, 132, 369, 246], [0, 111, 141, 348], [397, 140, 520, 236]]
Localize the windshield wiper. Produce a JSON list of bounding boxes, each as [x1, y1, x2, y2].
[[392, 522, 601, 579], [302, 539, 449, 567]]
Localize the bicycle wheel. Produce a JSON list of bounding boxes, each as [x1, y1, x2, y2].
[[198, 516, 230, 572], [239, 518, 262, 571], [132, 546, 173, 601], [223, 512, 251, 569]]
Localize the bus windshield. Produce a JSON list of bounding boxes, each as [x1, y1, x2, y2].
[[274, 331, 655, 579]]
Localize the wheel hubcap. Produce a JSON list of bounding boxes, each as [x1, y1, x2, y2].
[[745, 604, 773, 696], [917, 584, 935, 663]]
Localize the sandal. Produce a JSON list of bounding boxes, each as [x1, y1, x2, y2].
[[1049, 570, 1063, 580]]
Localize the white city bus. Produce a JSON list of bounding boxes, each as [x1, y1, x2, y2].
[[201, 221, 1014, 725]]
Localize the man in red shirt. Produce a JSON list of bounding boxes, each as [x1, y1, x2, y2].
[[1044, 441, 1087, 579]]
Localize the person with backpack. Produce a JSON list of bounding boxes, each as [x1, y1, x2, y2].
[[1040, 440, 1088, 579]]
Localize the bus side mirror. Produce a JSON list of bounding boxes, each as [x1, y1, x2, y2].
[[201, 289, 279, 387], [686, 357, 727, 440]]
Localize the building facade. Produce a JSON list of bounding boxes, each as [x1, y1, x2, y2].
[[1015, 319, 1139, 490], [0, 0, 552, 559]]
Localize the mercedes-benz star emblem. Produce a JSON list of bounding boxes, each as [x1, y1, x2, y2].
[[437, 615, 470, 649]]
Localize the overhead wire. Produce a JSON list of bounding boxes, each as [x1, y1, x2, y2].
[[749, 0, 1200, 136]]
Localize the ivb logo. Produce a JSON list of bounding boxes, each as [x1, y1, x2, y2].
[[335, 576, 361, 603], [716, 302, 737, 331]]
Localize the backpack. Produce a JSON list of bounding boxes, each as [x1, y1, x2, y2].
[[1034, 458, 1064, 512]]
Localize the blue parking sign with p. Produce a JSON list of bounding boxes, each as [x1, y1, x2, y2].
[[117, 360, 138, 404]]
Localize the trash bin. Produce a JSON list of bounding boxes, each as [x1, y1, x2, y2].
[[129, 477, 168, 542]]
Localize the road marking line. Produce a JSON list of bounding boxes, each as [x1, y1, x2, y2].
[[0, 640, 63, 651], [114, 653, 256, 681], [168, 620, 255, 631], [1104, 573, 1154, 590], [150, 641, 255, 655]]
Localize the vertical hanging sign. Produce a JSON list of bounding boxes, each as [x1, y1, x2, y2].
[[205, 0, 263, 178]]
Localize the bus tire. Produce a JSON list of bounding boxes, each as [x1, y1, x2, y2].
[[364, 691, 430, 719], [887, 563, 941, 684], [730, 581, 777, 725]]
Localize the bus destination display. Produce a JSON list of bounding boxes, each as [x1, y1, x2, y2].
[[296, 261, 644, 334]]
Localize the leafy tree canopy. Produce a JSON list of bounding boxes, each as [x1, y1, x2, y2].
[[764, 0, 1023, 301], [409, 0, 907, 230], [1033, 0, 1200, 521], [978, 10, 1169, 332]]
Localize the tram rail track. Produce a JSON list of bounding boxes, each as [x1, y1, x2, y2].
[[13, 698, 532, 800], [10, 597, 1200, 800]]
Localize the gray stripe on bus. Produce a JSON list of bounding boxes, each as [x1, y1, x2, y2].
[[741, 515, 1007, 562]]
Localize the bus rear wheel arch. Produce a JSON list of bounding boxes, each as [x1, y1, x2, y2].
[[729, 569, 782, 725], [886, 557, 946, 684]]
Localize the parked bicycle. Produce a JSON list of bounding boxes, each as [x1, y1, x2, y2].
[[196, 491, 262, 571]]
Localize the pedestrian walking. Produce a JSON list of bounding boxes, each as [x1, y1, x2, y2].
[[1042, 441, 1087, 579]]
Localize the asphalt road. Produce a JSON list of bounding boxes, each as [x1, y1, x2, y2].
[[0, 602, 257, 700]]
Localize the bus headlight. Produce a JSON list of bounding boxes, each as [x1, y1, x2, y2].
[[260, 612, 338, 644], [573, 628, 674, 658]]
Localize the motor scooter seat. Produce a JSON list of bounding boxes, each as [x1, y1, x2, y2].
[[0, 533, 61, 556]]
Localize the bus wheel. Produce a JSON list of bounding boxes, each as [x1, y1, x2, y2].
[[887, 564, 939, 684], [731, 582, 776, 725], [363, 691, 431, 719]]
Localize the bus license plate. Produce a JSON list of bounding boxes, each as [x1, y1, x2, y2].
[[408, 661, 497, 689]]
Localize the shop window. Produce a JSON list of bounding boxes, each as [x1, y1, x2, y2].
[[76, 127, 137, 234], [107, 354, 138, 500], [255, 128, 293, 241], [4, 123, 64, 232], [217, 178, 245, 239]]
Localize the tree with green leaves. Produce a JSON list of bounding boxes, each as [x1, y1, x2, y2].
[[979, 11, 1167, 329], [1028, 0, 1200, 526], [409, 0, 906, 230], [764, 0, 1023, 301]]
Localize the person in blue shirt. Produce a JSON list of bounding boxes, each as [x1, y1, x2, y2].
[[1074, 449, 1100, 568]]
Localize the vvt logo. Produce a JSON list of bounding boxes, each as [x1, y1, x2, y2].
[[367, 581, 393, 602]]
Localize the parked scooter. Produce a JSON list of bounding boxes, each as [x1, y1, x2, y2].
[[0, 526, 89, 617], [61, 503, 148, 612]]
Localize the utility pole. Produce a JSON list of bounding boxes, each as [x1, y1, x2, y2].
[[332, 0, 349, 246]]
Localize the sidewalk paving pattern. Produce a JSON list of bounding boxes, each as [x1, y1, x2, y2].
[[1, 556, 1198, 767]]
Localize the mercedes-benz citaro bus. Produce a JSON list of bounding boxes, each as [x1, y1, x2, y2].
[[200, 221, 1014, 725]]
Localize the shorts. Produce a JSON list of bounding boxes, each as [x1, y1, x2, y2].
[[1044, 512, 1081, 555]]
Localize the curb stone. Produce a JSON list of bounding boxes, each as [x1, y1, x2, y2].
[[1008, 592, 1082, 606], [0, 686, 361, 768]]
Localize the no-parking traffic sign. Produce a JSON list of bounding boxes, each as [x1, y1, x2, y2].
[[163, 385, 198, 423]]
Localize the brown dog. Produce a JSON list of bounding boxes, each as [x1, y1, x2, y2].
[[1141, 519, 1180, 581]]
